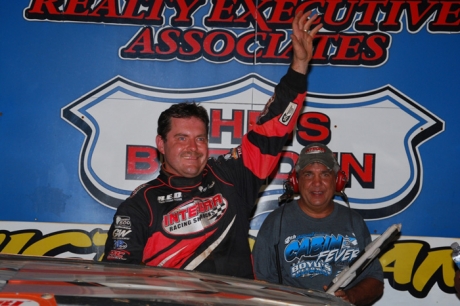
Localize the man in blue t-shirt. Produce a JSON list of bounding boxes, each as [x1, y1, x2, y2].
[[253, 143, 384, 306]]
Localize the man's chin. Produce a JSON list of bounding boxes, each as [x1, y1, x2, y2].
[[181, 166, 205, 178]]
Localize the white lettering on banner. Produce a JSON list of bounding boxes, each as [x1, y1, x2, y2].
[[61, 76, 444, 219]]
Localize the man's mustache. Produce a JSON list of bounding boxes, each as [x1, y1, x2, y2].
[[181, 151, 203, 158]]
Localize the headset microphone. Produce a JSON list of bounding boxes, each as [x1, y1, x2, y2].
[[278, 180, 294, 204]]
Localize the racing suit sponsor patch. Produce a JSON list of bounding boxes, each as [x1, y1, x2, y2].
[[162, 194, 228, 235], [279, 102, 297, 125], [112, 228, 132, 239], [115, 215, 131, 229], [113, 240, 128, 250], [107, 249, 130, 260]]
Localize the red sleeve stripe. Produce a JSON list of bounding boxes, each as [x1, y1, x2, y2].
[[241, 94, 305, 179]]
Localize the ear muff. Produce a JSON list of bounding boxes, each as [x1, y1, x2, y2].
[[287, 170, 300, 194], [335, 170, 348, 193], [287, 168, 348, 194]]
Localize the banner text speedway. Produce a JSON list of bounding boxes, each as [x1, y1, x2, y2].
[[24, 0, 460, 66]]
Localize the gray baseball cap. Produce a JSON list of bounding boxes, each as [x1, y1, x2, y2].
[[295, 143, 340, 174]]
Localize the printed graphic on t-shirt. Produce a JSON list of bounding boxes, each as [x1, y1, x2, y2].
[[284, 233, 360, 279]]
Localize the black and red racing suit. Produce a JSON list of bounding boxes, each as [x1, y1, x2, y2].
[[102, 68, 307, 279]]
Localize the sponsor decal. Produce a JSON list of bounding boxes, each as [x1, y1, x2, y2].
[[112, 229, 132, 239], [0, 293, 58, 306], [257, 95, 275, 122], [304, 146, 327, 154], [113, 240, 128, 250], [279, 102, 297, 126], [226, 147, 243, 160], [115, 216, 131, 229], [198, 181, 215, 193], [158, 192, 183, 204], [107, 249, 130, 261], [162, 194, 228, 235]]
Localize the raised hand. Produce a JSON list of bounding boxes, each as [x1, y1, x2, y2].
[[290, 10, 323, 75]]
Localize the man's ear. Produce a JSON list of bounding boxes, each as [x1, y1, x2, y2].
[[156, 135, 165, 155]]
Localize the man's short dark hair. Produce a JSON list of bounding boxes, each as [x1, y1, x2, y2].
[[157, 102, 209, 140]]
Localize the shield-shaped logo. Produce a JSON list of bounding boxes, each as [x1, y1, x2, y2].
[[62, 75, 443, 220]]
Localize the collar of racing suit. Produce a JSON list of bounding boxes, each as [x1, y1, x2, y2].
[[158, 165, 208, 190]]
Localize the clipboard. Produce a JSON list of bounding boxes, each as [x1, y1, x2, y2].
[[326, 223, 402, 294]]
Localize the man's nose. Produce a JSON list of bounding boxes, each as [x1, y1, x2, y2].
[[188, 139, 198, 150], [312, 174, 322, 185]]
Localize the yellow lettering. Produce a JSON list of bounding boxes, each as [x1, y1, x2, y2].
[[92, 230, 108, 261], [92, 231, 107, 246], [1, 232, 36, 254], [23, 232, 92, 255], [413, 249, 453, 291], [0, 229, 109, 261], [380, 242, 423, 284]]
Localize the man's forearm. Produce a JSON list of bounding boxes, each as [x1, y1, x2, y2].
[[343, 277, 384, 306]]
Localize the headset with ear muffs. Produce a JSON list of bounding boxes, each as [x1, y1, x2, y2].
[[278, 168, 348, 203]]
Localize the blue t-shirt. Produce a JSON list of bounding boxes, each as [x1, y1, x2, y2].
[[253, 201, 384, 291]]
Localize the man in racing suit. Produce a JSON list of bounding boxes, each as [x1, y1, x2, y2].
[[102, 11, 323, 279]]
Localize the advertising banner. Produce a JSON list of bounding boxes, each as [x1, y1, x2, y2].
[[1, 1, 459, 304]]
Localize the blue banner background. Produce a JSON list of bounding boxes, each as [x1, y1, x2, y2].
[[0, 2, 459, 239]]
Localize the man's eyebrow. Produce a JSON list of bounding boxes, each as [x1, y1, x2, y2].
[[173, 133, 188, 137], [300, 169, 333, 174], [173, 133, 208, 138]]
